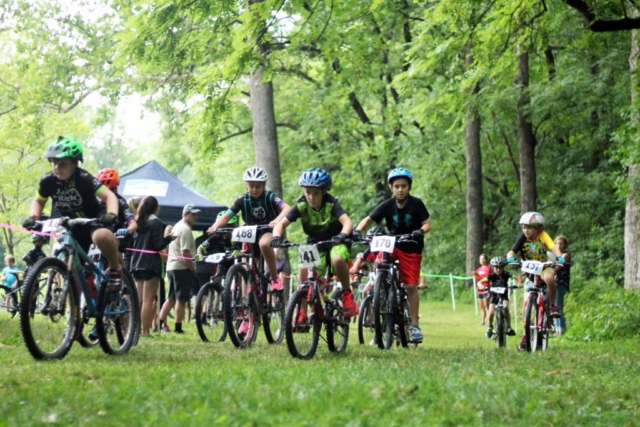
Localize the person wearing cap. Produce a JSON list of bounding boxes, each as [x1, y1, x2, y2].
[[158, 204, 200, 333], [22, 233, 48, 275]]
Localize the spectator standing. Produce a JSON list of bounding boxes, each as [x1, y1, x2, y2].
[[553, 235, 571, 336], [472, 254, 491, 326]]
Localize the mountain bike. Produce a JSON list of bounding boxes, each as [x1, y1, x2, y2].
[[488, 285, 519, 348], [274, 239, 350, 360], [511, 260, 558, 352], [360, 233, 419, 349], [20, 218, 140, 360], [194, 228, 239, 343], [355, 271, 376, 345], [1, 271, 25, 318], [223, 225, 285, 348]]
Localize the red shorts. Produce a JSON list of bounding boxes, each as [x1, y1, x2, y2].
[[376, 248, 422, 286]]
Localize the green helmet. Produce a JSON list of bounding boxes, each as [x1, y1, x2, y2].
[[217, 210, 239, 227], [43, 136, 84, 161]]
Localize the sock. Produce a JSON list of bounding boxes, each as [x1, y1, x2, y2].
[[175, 322, 183, 332]]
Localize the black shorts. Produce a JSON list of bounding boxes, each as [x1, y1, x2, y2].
[[478, 292, 490, 301], [167, 269, 195, 303], [489, 291, 509, 306], [248, 228, 272, 258], [132, 270, 159, 282]]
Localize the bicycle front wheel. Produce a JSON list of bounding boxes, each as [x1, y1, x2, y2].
[[19, 257, 78, 360], [284, 286, 320, 359], [538, 307, 549, 352], [195, 281, 226, 343], [524, 293, 538, 352], [96, 268, 140, 355], [373, 271, 394, 349], [263, 285, 284, 345], [224, 264, 258, 348], [358, 294, 375, 345], [496, 308, 506, 348]]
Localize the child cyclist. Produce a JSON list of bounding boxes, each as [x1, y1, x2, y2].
[[95, 168, 138, 237], [506, 211, 565, 350], [352, 168, 430, 342], [207, 167, 290, 291], [23, 234, 48, 274], [21, 136, 124, 288], [270, 168, 358, 318], [349, 226, 387, 299], [482, 256, 516, 338]]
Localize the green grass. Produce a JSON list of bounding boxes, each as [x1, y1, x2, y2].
[[1, 299, 639, 426]]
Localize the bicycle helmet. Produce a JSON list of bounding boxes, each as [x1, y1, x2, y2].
[[42, 136, 84, 161], [217, 210, 239, 226], [96, 168, 120, 190], [519, 212, 545, 228], [367, 226, 386, 237], [387, 167, 413, 185], [298, 168, 332, 190], [243, 167, 268, 182], [490, 256, 508, 267], [31, 233, 46, 242]]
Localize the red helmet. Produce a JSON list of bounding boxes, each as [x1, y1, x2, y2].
[[96, 168, 120, 190]]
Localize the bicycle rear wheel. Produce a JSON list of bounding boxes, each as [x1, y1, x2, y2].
[[19, 258, 77, 360], [196, 280, 226, 342], [496, 308, 506, 348], [524, 293, 538, 352], [284, 286, 320, 359], [96, 268, 140, 355], [224, 264, 258, 348], [373, 272, 393, 349], [357, 294, 375, 345], [263, 285, 284, 345], [537, 308, 549, 352]]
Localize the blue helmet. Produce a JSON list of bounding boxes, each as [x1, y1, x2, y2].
[[298, 168, 332, 190], [387, 167, 413, 185]]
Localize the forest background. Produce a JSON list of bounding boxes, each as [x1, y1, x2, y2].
[[1, 0, 639, 340]]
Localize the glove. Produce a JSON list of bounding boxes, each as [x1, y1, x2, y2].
[[115, 228, 129, 237], [194, 253, 204, 262], [22, 216, 37, 229], [352, 230, 362, 240], [557, 256, 565, 264], [99, 212, 118, 227], [507, 256, 516, 263], [270, 236, 283, 247], [411, 229, 425, 239], [332, 233, 347, 243]]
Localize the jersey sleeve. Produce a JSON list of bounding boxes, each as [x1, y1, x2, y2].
[[330, 197, 347, 219], [369, 199, 391, 224], [228, 195, 245, 215], [510, 234, 527, 254], [539, 231, 556, 250], [285, 203, 301, 222]]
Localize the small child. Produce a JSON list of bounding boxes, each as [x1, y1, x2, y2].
[[2, 255, 21, 313], [481, 257, 516, 338], [22, 234, 47, 273], [208, 167, 290, 292], [271, 168, 358, 318], [349, 226, 387, 298]]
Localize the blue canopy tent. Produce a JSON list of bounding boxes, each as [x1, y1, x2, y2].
[[118, 160, 226, 231]]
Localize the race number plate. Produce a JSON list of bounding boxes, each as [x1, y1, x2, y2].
[[88, 244, 102, 257], [298, 245, 322, 268], [41, 218, 63, 234], [370, 235, 395, 253], [521, 260, 544, 275], [490, 287, 506, 294], [204, 253, 226, 264], [231, 226, 257, 243]]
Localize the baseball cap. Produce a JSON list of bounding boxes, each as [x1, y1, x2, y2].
[[183, 204, 201, 214]]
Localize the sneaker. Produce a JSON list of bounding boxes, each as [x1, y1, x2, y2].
[[297, 310, 308, 325], [550, 305, 562, 318], [270, 277, 283, 291], [341, 289, 358, 319], [517, 335, 527, 351], [411, 325, 423, 343], [107, 268, 122, 291], [485, 327, 493, 339], [88, 326, 99, 341], [160, 321, 171, 333], [507, 328, 516, 336], [238, 319, 249, 335]]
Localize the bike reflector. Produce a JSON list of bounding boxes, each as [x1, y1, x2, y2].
[[232, 226, 257, 243], [370, 235, 395, 253], [521, 261, 544, 275]]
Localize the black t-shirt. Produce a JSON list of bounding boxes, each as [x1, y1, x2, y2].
[[37, 168, 104, 219], [369, 196, 430, 254], [487, 271, 512, 287], [23, 246, 46, 267]]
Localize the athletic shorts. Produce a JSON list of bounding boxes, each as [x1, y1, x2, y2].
[[167, 269, 195, 303], [313, 243, 350, 278], [132, 269, 159, 282], [478, 292, 490, 300], [377, 248, 422, 286], [489, 291, 509, 305]]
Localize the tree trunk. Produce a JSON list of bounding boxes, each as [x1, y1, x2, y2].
[[625, 5, 640, 289], [465, 46, 484, 282], [514, 51, 538, 213]]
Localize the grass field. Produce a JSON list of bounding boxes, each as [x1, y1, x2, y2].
[[1, 298, 639, 426]]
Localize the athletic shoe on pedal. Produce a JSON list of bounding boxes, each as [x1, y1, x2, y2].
[[88, 326, 99, 341], [341, 289, 358, 319], [517, 335, 527, 351], [550, 305, 562, 318], [238, 319, 249, 335], [411, 325, 423, 343], [107, 268, 122, 291], [507, 328, 516, 336], [485, 327, 493, 339], [270, 277, 283, 291]]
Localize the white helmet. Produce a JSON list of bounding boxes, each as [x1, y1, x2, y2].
[[243, 167, 268, 182], [519, 212, 544, 227]]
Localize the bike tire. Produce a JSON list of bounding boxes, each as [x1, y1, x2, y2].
[[357, 294, 375, 345], [496, 308, 506, 348], [96, 268, 140, 355], [263, 286, 284, 345], [373, 271, 394, 349], [538, 307, 549, 352], [398, 295, 410, 348], [224, 264, 258, 348], [524, 293, 537, 352], [19, 257, 77, 360], [326, 292, 349, 353], [0, 284, 18, 317], [195, 281, 226, 342], [284, 286, 320, 359]]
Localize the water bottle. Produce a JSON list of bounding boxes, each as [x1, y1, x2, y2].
[[84, 268, 98, 298]]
